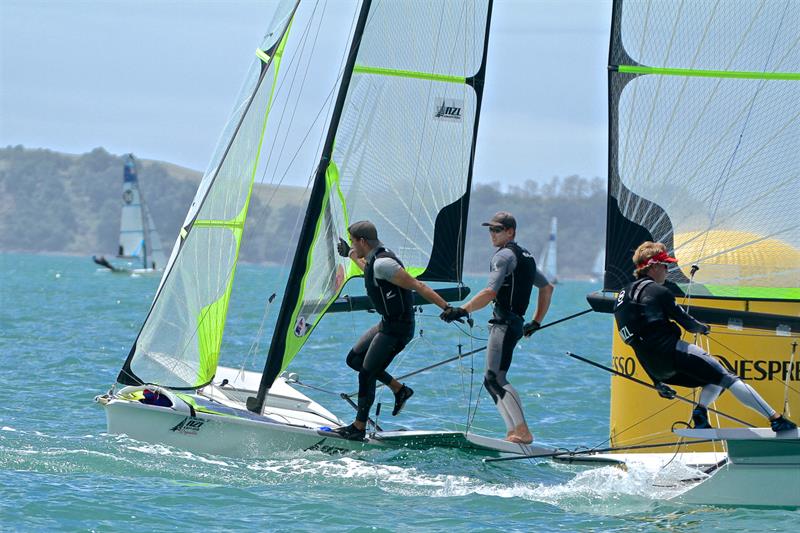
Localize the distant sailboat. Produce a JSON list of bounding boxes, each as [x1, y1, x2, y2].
[[93, 154, 165, 274], [538, 217, 558, 283], [589, 246, 604, 285]]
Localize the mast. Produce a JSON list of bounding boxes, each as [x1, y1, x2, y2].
[[248, 0, 373, 413]]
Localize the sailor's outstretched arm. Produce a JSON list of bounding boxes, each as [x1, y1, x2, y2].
[[389, 269, 449, 310], [530, 282, 554, 324], [461, 288, 496, 314]]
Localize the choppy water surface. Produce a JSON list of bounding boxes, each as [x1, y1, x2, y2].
[[0, 253, 794, 531]]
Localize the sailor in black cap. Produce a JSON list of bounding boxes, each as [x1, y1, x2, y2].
[[441, 211, 554, 444], [331, 220, 452, 440]]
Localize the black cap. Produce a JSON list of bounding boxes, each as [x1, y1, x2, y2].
[[348, 220, 379, 242], [481, 211, 516, 230]]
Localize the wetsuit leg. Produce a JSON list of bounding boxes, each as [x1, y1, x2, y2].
[[346, 323, 392, 386], [484, 319, 526, 432], [670, 341, 738, 388], [673, 341, 775, 418], [355, 330, 410, 424], [699, 384, 723, 407], [727, 380, 776, 418]]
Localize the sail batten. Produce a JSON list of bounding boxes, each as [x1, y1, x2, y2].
[[617, 65, 800, 80]]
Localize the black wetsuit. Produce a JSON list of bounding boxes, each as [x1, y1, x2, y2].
[[346, 247, 414, 424], [614, 277, 736, 388]]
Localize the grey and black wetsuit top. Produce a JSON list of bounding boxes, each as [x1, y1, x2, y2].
[[487, 243, 549, 323]]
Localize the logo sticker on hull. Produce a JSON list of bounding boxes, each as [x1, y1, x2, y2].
[[170, 416, 205, 435]]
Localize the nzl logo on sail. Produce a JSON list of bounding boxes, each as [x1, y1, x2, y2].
[[434, 98, 463, 121], [170, 416, 205, 435]]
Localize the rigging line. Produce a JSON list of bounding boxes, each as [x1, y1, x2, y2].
[[346, 345, 488, 398], [483, 438, 716, 464], [348, 309, 597, 396], [785, 341, 797, 417], [587, 398, 685, 452], [258, 0, 356, 212], [564, 351, 755, 427], [465, 321, 477, 432], [705, 333, 800, 396], [239, 293, 278, 380]]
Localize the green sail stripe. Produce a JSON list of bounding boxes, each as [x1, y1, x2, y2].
[[192, 21, 294, 386], [193, 219, 246, 230], [353, 65, 465, 84], [618, 65, 800, 81], [697, 285, 800, 300]]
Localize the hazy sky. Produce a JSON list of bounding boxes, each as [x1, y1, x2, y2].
[[1, 0, 612, 187]]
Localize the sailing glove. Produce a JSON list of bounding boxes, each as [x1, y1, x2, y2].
[[655, 382, 677, 400], [700, 323, 711, 335], [523, 320, 541, 337], [440, 306, 469, 323], [337, 237, 351, 258]]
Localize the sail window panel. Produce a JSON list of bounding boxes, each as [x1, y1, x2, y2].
[[620, 1, 800, 73], [333, 74, 476, 271], [616, 74, 800, 296], [356, 0, 488, 77], [131, 227, 239, 387]]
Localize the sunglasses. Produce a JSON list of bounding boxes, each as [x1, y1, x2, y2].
[[488, 226, 505, 234]]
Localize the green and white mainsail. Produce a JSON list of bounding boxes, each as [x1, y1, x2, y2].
[[249, 0, 493, 411], [118, 154, 165, 270], [605, 0, 799, 305], [117, 0, 299, 388]]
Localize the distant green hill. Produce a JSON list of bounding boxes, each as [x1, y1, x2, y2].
[[0, 146, 605, 277]]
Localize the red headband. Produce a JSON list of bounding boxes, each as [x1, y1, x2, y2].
[[637, 250, 678, 268]]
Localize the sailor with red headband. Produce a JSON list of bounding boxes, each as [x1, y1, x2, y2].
[[614, 241, 795, 432]]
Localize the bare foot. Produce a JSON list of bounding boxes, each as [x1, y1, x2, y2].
[[506, 433, 533, 444]]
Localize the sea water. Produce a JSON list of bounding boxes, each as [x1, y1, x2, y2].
[[0, 253, 795, 531]]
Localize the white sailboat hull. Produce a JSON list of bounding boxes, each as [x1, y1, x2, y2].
[[671, 428, 800, 508], [97, 368, 578, 459]]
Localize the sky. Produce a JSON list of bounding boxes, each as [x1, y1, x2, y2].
[[1, 0, 612, 187]]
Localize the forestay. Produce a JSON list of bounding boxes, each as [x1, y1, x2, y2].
[[605, 0, 800, 300]]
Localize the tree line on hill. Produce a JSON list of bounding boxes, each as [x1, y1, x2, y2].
[[0, 146, 605, 277]]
